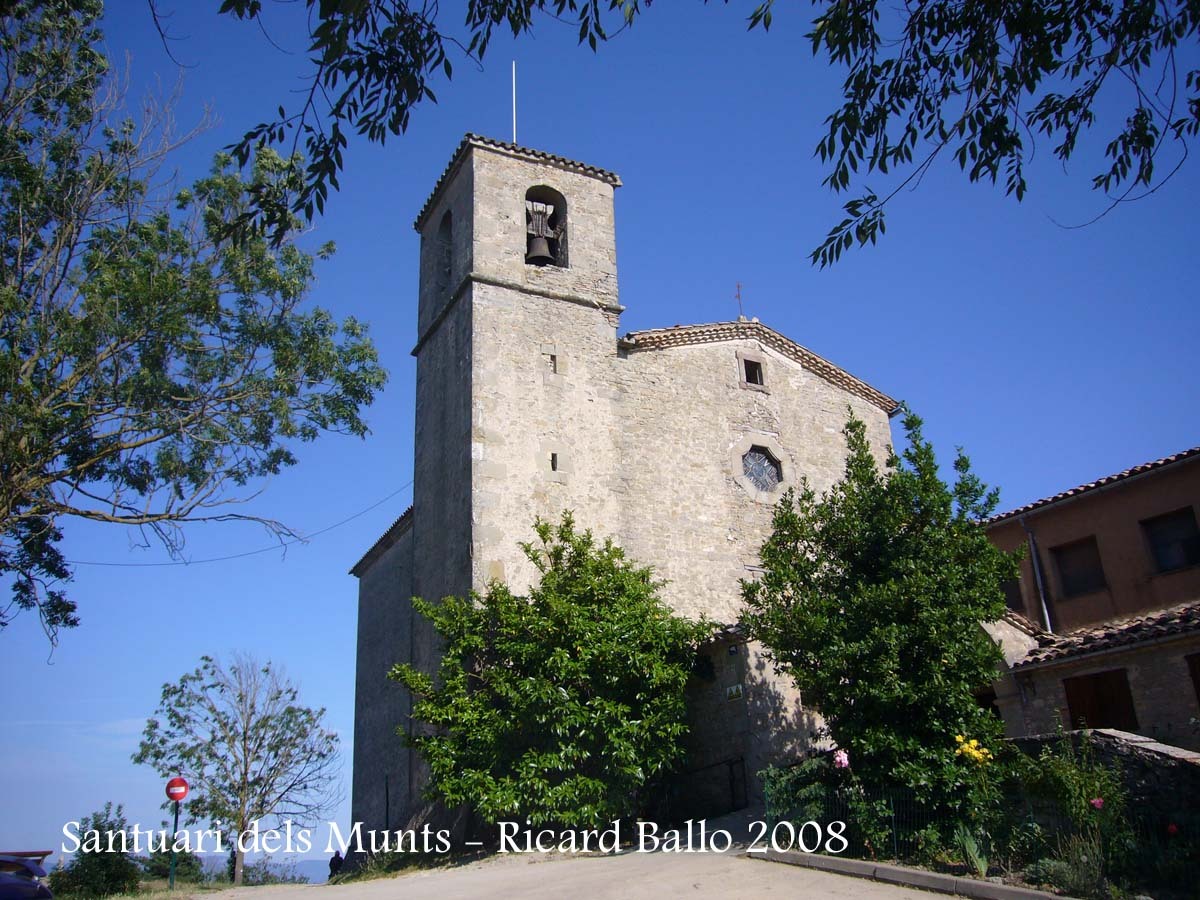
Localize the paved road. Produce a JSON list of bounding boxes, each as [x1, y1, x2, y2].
[[194, 850, 933, 899]]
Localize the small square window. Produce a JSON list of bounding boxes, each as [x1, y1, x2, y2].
[[743, 359, 764, 386], [1051, 536, 1107, 598], [1141, 507, 1200, 573]]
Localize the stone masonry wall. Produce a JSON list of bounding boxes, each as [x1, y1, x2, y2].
[[471, 280, 624, 590], [417, 157, 473, 340], [1010, 636, 1200, 751], [351, 528, 414, 833], [610, 337, 893, 792], [1013, 729, 1200, 822], [469, 149, 619, 310], [613, 338, 893, 623], [468, 308, 896, 798]]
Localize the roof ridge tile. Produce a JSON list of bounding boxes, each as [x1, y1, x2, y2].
[[986, 446, 1200, 525], [1014, 600, 1200, 668], [620, 320, 899, 414]]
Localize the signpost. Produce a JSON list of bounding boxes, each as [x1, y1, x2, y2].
[[164, 777, 188, 890]]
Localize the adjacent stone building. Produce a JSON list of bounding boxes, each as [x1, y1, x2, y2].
[[983, 447, 1200, 750], [349, 135, 899, 833]]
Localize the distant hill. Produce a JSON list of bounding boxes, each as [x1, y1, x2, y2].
[[292, 858, 328, 884], [199, 855, 328, 885]]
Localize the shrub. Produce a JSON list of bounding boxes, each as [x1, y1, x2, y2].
[[1025, 857, 1079, 893], [242, 856, 309, 885], [391, 513, 712, 828], [742, 411, 1017, 831], [1023, 731, 1134, 879], [762, 757, 831, 824], [49, 803, 142, 898], [140, 844, 204, 882]]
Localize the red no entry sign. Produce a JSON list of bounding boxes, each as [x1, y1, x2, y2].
[[165, 777, 189, 802]]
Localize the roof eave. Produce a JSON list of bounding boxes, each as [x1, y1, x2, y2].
[[1013, 627, 1200, 672], [349, 508, 414, 577], [413, 134, 622, 233], [620, 320, 899, 414], [984, 446, 1200, 527]]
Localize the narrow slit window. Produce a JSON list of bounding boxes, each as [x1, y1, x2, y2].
[[435, 209, 452, 295], [550, 453, 559, 472], [547, 354, 558, 374]]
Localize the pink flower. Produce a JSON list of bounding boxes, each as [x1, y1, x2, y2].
[[1089, 798, 1104, 810], [833, 749, 850, 769], [1167, 823, 1179, 836]]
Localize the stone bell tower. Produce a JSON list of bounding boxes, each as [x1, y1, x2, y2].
[[350, 136, 627, 835], [410, 135, 625, 605]]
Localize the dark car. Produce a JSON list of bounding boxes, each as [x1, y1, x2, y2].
[[0, 856, 52, 899]]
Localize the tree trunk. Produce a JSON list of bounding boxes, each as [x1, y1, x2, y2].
[[234, 846, 244, 886]]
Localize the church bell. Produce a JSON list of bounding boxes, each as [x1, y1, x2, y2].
[[525, 199, 557, 266], [525, 235, 554, 266]]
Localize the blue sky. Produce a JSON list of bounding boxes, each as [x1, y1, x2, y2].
[[3, 0, 1198, 861]]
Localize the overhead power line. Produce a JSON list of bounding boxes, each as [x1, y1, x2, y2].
[[66, 481, 413, 568]]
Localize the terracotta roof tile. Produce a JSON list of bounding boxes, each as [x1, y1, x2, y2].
[[985, 446, 1200, 526], [414, 134, 622, 231], [1014, 601, 1200, 668], [1001, 608, 1043, 636], [620, 320, 899, 414]]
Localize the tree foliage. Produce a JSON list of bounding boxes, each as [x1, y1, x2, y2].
[[187, 1, 1200, 257], [49, 802, 142, 898], [140, 843, 204, 883], [0, 0, 387, 641], [132, 654, 340, 886], [390, 513, 712, 829], [800, 0, 1200, 266], [741, 410, 1017, 816]]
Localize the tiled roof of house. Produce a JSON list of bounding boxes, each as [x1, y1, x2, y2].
[[349, 506, 413, 576], [1001, 608, 1043, 637], [619, 320, 900, 414], [984, 446, 1200, 526], [414, 134, 622, 231], [1013, 601, 1200, 669]]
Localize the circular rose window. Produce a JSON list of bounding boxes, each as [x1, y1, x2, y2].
[[742, 445, 782, 492]]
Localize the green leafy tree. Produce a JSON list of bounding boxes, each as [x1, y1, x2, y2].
[[741, 409, 1017, 822], [132, 654, 341, 886], [50, 802, 142, 898], [159, 2, 1198, 257], [391, 513, 712, 829], [0, 0, 387, 642]]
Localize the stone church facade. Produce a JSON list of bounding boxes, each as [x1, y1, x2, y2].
[[350, 134, 899, 832]]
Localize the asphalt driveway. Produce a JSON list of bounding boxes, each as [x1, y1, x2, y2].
[[195, 849, 934, 899]]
